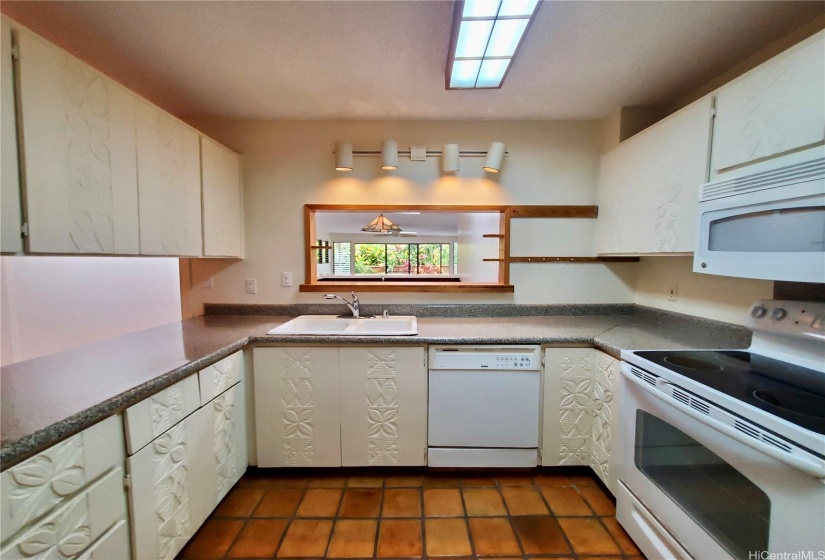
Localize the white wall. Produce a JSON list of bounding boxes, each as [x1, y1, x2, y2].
[[457, 213, 499, 282], [633, 256, 773, 324], [0, 256, 182, 365], [184, 118, 637, 308]]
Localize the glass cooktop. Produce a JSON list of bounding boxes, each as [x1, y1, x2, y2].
[[635, 350, 825, 435]]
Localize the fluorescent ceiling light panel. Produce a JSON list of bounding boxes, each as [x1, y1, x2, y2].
[[447, 0, 540, 89]]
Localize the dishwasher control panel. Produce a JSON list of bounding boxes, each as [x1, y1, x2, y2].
[[429, 345, 541, 371]]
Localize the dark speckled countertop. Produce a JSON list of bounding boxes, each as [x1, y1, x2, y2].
[[1, 306, 750, 470]]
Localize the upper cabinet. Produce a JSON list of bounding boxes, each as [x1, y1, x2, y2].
[[595, 96, 712, 255], [711, 30, 825, 175], [1, 21, 22, 253], [15, 28, 140, 254], [136, 100, 203, 256], [201, 136, 243, 258], [1, 17, 244, 258]]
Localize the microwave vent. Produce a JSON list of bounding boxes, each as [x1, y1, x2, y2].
[[700, 157, 825, 202]]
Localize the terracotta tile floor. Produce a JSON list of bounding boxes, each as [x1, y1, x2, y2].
[[177, 467, 646, 560]]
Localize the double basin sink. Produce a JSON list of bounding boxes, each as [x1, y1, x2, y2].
[[267, 315, 418, 336]]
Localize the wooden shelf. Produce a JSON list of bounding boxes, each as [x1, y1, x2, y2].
[[509, 256, 640, 263], [509, 205, 598, 218], [310, 245, 332, 250], [482, 258, 505, 262], [482, 234, 505, 238]]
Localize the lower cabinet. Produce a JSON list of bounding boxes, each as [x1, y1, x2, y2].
[[127, 376, 247, 560], [542, 348, 620, 494], [0, 415, 129, 559], [253, 346, 428, 468]]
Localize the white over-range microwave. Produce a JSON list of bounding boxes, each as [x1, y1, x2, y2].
[[694, 150, 825, 283]]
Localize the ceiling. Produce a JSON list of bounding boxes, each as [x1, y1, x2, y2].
[[2, 1, 823, 121]]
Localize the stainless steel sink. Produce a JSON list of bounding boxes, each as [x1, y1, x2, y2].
[[266, 315, 417, 336]]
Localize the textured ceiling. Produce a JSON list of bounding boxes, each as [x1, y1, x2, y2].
[[2, 1, 823, 120]]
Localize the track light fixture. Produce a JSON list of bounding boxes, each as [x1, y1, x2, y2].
[[442, 144, 460, 173], [335, 141, 353, 171], [381, 140, 398, 170], [333, 141, 507, 173], [482, 142, 506, 173]]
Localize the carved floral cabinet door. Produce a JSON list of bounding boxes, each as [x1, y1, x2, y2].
[[252, 347, 342, 468], [205, 381, 248, 505], [15, 28, 140, 254], [0, 415, 129, 559], [127, 404, 212, 560], [135, 99, 202, 256], [339, 346, 428, 467], [201, 136, 243, 258], [711, 30, 825, 174], [541, 348, 619, 495]]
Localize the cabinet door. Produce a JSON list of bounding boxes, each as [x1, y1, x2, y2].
[[201, 137, 243, 258], [136, 100, 202, 256], [591, 350, 619, 494], [15, 29, 139, 254], [0, 468, 128, 560], [711, 30, 825, 173], [339, 347, 427, 467], [594, 148, 637, 255], [0, 415, 124, 544], [542, 348, 593, 467], [207, 382, 248, 504], [252, 347, 341, 467], [127, 409, 212, 560], [1, 20, 22, 253]]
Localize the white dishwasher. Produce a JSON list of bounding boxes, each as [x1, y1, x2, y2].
[[428, 345, 542, 468]]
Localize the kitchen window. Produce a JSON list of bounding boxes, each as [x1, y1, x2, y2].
[[331, 242, 457, 275]]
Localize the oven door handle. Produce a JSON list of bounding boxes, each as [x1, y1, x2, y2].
[[622, 367, 825, 479]]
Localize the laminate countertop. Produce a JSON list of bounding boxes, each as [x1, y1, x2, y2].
[[0, 309, 750, 470]]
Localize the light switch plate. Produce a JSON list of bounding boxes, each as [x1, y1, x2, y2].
[[410, 145, 427, 161]]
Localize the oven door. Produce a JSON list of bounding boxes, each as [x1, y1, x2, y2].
[[617, 364, 825, 560]]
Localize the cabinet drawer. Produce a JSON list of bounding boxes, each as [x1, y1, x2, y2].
[[198, 351, 243, 405], [124, 374, 200, 455], [0, 467, 127, 559], [78, 520, 130, 560], [0, 415, 124, 544]]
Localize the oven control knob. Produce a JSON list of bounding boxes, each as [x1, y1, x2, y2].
[[771, 308, 788, 321], [751, 305, 768, 319]]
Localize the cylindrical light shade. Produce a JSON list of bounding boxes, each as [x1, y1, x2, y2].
[[482, 142, 506, 173], [442, 144, 460, 173], [381, 140, 398, 170], [335, 141, 353, 171]]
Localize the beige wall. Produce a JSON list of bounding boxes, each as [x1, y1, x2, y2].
[[183, 119, 638, 310], [633, 256, 773, 325]]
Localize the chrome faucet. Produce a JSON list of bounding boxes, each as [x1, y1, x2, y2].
[[324, 292, 361, 318]]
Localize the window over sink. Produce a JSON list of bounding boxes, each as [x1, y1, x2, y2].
[[301, 204, 513, 293]]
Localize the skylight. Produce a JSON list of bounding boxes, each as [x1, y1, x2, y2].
[[446, 0, 540, 89]]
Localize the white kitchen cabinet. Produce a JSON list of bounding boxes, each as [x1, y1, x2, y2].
[[201, 136, 243, 258], [542, 348, 619, 494], [1, 20, 22, 253], [15, 28, 140, 255], [339, 347, 427, 467], [127, 403, 213, 560], [198, 350, 243, 405], [136, 99, 202, 257], [123, 373, 201, 455], [253, 347, 342, 467], [595, 96, 712, 255], [0, 415, 128, 558], [205, 381, 248, 504], [253, 346, 428, 468], [711, 30, 825, 175]]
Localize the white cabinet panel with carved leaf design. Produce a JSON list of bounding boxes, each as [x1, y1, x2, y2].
[[541, 348, 619, 495], [252, 347, 341, 468], [15, 28, 140, 255], [0, 415, 127, 558], [712, 30, 825, 174], [595, 96, 712, 254], [201, 136, 243, 258], [198, 350, 243, 405], [205, 381, 248, 505], [136, 99, 202, 256], [127, 403, 213, 560], [339, 347, 427, 467]]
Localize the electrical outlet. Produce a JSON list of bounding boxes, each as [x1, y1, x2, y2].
[[668, 283, 678, 301], [245, 279, 257, 294], [281, 272, 293, 287]]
